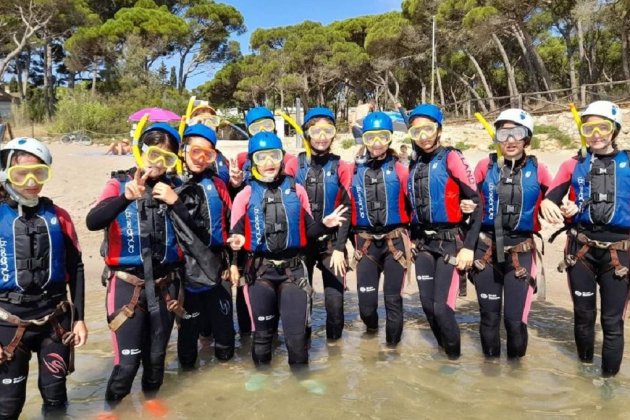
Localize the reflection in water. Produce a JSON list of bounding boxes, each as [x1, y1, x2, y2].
[[20, 290, 630, 419]]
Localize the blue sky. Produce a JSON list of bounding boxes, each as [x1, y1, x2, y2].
[[182, 0, 402, 88]]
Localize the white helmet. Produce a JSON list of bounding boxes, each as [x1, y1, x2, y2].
[[494, 109, 534, 135], [581, 100, 622, 128], [1, 137, 52, 169]]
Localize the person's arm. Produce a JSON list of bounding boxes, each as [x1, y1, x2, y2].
[[447, 151, 482, 250], [56, 206, 85, 321], [544, 158, 577, 204], [85, 178, 131, 231], [230, 186, 251, 235], [394, 160, 411, 223], [537, 161, 553, 196], [296, 184, 328, 238], [474, 157, 489, 192], [396, 102, 409, 125], [333, 161, 353, 251]]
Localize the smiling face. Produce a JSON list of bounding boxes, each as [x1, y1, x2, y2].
[[409, 116, 441, 153], [184, 136, 216, 174], [583, 115, 615, 154], [10, 153, 45, 200], [307, 117, 335, 153]]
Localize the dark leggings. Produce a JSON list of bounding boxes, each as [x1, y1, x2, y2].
[[355, 236, 405, 345], [566, 237, 630, 376], [104, 276, 177, 403], [244, 264, 309, 366], [414, 239, 461, 358], [472, 246, 535, 358], [304, 241, 345, 340], [178, 283, 235, 368], [0, 309, 72, 419]]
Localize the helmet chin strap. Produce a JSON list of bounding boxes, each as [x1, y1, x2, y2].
[[1, 181, 39, 208]]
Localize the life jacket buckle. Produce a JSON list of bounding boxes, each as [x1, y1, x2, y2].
[[614, 266, 629, 279], [473, 259, 487, 271], [514, 266, 528, 279]]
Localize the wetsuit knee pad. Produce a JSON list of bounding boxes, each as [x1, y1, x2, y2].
[[0, 396, 25, 420], [252, 330, 274, 365], [285, 334, 308, 365], [480, 311, 501, 328], [574, 308, 596, 327], [105, 364, 138, 401]]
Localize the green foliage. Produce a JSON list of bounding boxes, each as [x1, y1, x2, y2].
[[455, 141, 470, 151], [340, 138, 355, 149], [534, 124, 573, 148]]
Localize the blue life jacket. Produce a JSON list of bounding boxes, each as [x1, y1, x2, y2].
[[481, 154, 541, 232], [295, 152, 340, 223], [572, 151, 630, 228], [244, 176, 306, 253], [197, 175, 227, 247], [104, 171, 181, 267], [407, 147, 463, 225], [0, 199, 66, 293], [242, 158, 253, 186], [351, 154, 407, 229], [212, 151, 230, 185]]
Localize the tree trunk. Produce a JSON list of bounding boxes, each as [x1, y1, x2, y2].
[[450, 86, 459, 117], [465, 51, 496, 111], [492, 34, 519, 105], [569, 54, 579, 103], [515, 22, 556, 92], [435, 67, 445, 107], [44, 40, 54, 119], [577, 18, 588, 84], [511, 26, 541, 94], [91, 63, 97, 96], [621, 20, 630, 83]]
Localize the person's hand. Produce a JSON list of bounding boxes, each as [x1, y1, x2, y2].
[[323, 205, 348, 228], [229, 264, 240, 286], [330, 250, 347, 277], [560, 200, 579, 218], [460, 199, 477, 214], [227, 234, 245, 251], [229, 158, 244, 187], [152, 182, 178, 205], [0, 344, 5, 364], [456, 248, 474, 271], [540, 198, 564, 224], [72, 320, 88, 347], [124, 168, 148, 200]]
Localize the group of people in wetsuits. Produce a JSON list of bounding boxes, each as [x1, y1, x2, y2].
[[0, 98, 629, 419]]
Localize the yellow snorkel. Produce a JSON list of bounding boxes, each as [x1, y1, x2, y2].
[[132, 113, 150, 169], [570, 102, 587, 158], [276, 109, 311, 161], [475, 112, 504, 165], [185, 96, 196, 121]]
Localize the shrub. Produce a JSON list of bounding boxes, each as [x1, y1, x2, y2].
[[534, 124, 573, 148]]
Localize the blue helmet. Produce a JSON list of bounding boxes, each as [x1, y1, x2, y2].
[[245, 107, 274, 128], [304, 107, 336, 126], [248, 132, 283, 155], [183, 124, 217, 147], [363, 112, 393, 133], [143, 122, 181, 146], [408, 104, 444, 127]]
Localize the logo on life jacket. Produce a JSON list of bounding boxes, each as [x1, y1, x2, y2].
[[253, 206, 263, 245], [124, 208, 135, 254], [487, 182, 496, 221], [0, 238, 8, 283]]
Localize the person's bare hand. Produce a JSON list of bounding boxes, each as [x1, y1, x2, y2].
[[124, 168, 148, 200]]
